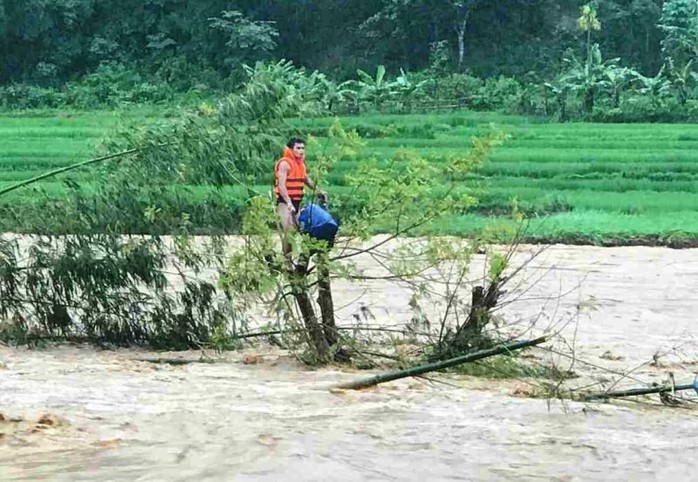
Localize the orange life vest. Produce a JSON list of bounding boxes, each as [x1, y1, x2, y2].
[[274, 147, 306, 202]]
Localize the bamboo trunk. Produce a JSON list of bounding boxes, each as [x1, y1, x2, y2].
[[335, 336, 547, 390], [584, 382, 698, 400]]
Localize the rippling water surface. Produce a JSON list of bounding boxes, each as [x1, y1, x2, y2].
[[2, 245, 698, 481]]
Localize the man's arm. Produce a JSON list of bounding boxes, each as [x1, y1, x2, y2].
[[304, 175, 326, 199], [278, 162, 296, 212], [303, 175, 316, 190]]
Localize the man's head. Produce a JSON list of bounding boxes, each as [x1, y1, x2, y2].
[[287, 138, 305, 159]]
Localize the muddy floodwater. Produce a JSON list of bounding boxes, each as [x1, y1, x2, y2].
[[1, 244, 697, 481]]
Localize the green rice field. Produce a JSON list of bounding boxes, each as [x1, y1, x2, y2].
[[1, 109, 697, 245], [0, 108, 161, 202]]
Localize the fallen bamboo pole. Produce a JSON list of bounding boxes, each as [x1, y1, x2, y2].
[[334, 336, 548, 390], [583, 381, 698, 401]]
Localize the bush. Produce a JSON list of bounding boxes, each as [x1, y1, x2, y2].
[[425, 73, 483, 106], [0, 234, 238, 349], [590, 97, 698, 123], [0, 84, 66, 109], [477, 76, 522, 111], [0, 63, 214, 110]]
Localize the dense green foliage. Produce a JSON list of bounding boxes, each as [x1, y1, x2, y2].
[[0, 0, 673, 81], [1, 108, 697, 246], [0, 234, 237, 348], [2, 1, 697, 121]]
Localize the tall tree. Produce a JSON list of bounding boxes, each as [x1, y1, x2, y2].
[[208, 10, 278, 72], [452, 1, 483, 68], [357, 0, 484, 70], [659, 0, 698, 67], [596, 0, 663, 74]]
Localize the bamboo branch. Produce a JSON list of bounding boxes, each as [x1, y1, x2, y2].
[[0, 147, 144, 198], [334, 336, 547, 390], [228, 325, 432, 341]]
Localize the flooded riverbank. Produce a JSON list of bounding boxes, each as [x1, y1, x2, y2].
[[2, 244, 698, 481]]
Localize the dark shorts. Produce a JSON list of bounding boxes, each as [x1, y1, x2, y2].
[[277, 197, 301, 210]]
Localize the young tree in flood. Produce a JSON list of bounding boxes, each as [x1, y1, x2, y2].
[[221, 120, 507, 364]]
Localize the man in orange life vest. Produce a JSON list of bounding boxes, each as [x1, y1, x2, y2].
[[274, 138, 324, 256]]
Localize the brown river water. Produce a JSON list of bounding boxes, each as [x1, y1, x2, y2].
[[1, 243, 697, 481]]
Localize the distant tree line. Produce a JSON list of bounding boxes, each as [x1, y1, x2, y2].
[[1, 0, 697, 121], [0, 0, 672, 83]]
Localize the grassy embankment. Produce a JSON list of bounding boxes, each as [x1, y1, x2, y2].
[[1, 109, 697, 245]]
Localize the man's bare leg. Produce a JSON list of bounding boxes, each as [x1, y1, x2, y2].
[[276, 203, 296, 269]]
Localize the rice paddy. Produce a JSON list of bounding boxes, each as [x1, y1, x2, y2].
[[298, 113, 698, 245], [1, 109, 697, 245]]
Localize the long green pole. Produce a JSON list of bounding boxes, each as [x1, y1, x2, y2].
[[335, 336, 548, 390], [584, 382, 698, 400], [0, 147, 143, 198]]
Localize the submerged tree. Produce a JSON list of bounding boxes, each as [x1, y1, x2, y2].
[[220, 119, 508, 364]]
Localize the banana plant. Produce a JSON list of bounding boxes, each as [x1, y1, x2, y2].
[[603, 65, 639, 108], [691, 71, 698, 99], [636, 65, 671, 108], [665, 57, 696, 105], [543, 78, 571, 121], [314, 74, 356, 113], [393, 68, 427, 111], [560, 44, 620, 114], [354, 65, 399, 109]]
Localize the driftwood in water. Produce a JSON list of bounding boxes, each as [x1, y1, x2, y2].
[[136, 358, 215, 365], [334, 336, 548, 390]]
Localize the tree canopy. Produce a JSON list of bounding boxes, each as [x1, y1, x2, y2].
[[0, 0, 675, 84]]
